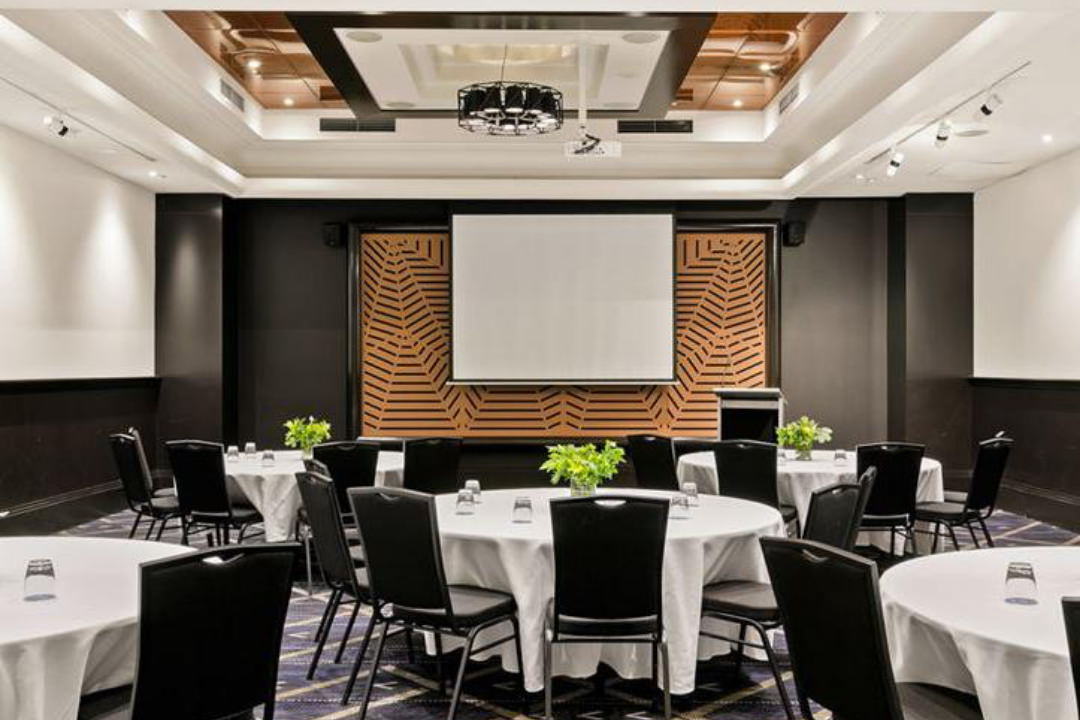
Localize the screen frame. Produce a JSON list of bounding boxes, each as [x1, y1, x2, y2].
[[447, 212, 677, 385]]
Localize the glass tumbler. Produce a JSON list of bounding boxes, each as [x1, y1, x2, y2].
[[455, 489, 476, 515], [261, 449, 275, 467], [244, 442, 257, 460], [226, 445, 240, 462], [512, 497, 533, 523], [464, 479, 482, 503], [670, 492, 691, 520], [681, 482, 700, 507], [24, 559, 56, 602], [1005, 561, 1038, 605], [834, 449, 848, 466]]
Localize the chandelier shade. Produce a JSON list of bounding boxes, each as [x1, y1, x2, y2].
[[457, 81, 563, 136]]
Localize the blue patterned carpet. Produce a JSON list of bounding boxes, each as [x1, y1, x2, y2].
[[62, 509, 1077, 720]]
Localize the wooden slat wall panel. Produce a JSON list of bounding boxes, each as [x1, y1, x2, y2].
[[359, 231, 766, 437]]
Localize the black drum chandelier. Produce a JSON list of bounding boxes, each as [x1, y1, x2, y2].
[[457, 81, 564, 136]]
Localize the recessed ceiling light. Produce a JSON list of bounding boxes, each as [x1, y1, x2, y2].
[[758, 62, 772, 72], [385, 101, 415, 109], [603, 101, 637, 109], [245, 58, 262, 71], [346, 30, 383, 43], [147, 169, 165, 179], [732, 98, 744, 108], [1042, 133, 1054, 143], [42, 114, 53, 125], [855, 173, 867, 182], [621, 31, 661, 44], [283, 97, 295, 107]]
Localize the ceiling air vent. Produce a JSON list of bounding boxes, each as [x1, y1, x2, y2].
[[319, 117, 397, 133], [778, 85, 799, 115], [219, 79, 245, 112], [617, 119, 693, 134]]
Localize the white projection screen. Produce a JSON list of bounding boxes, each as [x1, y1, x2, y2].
[[451, 214, 674, 383]]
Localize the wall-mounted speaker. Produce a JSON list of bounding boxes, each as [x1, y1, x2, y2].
[[782, 221, 806, 247], [322, 222, 345, 248]]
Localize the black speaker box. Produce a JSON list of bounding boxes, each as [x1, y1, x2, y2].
[[782, 221, 806, 247], [322, 223, 345, 248]]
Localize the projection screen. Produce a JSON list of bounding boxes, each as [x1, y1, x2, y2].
[[451, 214, 674, 384]]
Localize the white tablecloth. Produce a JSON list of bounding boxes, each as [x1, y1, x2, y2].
[[677, 449, 944, 551], [881, 547, 1080, 720], [434, 487, 785, 695], [0, 537, 192, 720], [227, 450, 405, 542]]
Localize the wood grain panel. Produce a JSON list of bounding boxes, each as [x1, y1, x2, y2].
[[359, 231, 766, 437]]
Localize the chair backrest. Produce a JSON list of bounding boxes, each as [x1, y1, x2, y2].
[[1063, 596, 1080, 716], [856, 442, 924, 519], [128, 426, 156, 488], [627, 435, 679, 491], [672, 437, 717, 459], [110, 433, 153, 508], [128, 544, 297, 720], [549, 496, 669, 633], [165, 440, 231, 516], [403, 437, 462, 495], [761, 537, 904, 720], [358, 436, 406, 453], [297, 472, 362, 593], [313, 441, 380, 511], [801, 467, 876, 550], [713, 439, 780, 509], [965, 437, 1013, 512], [348, 487, 452, 616], [303, 458, 330, 476]]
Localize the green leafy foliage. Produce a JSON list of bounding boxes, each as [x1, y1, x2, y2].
[[540, 440, 626, 490], [283, 416, 332, 453], [775, 415, 833, 452]]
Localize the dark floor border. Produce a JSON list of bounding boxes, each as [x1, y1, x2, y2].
[[970, 377, 1080, 391], [0, 377, 160, 393], [2, 479, 121, 518]]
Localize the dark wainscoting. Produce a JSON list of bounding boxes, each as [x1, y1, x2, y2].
[[971, 377, 1080, 532], [0, 378, 159, 520]]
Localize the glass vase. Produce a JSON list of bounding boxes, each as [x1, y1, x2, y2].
[[301, 447, 314, 461], [570, 480, 597, 497], [795, 447, 813, 461]]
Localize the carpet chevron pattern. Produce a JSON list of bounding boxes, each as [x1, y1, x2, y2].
[[63, 507, 1076, 720], [358, 232, 769, 438]]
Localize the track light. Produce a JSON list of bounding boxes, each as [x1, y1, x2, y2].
[[934, 120, 952, 148], [975, 92, 1003, 120], [43, 114, 70, 137], [886, 150, 904, 177]]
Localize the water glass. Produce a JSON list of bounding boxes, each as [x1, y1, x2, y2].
[[226, 445, 240, 462], [464, 479, 482, 503], [244, 441, 257, 460], [512, 496, 533, 523], [670, 492, 691, 520], [261, 449, 275, 467], [778, 450, 787, 466], [24, 559, 56, 602], [455, 489, 476, 515], [681, 482, 700, 506], [834, 449, 848, 466], [1005, 561, 1038, 605]]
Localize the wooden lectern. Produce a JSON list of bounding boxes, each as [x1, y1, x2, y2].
[[713, 387, 785, 442]]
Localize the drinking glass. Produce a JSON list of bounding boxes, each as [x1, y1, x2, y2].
[[24, 559, 56, 601], [455, 489, 476, 515], [778, 450, 787, 466], [261, 449, 275, 467], [681, 482, 700, 507], [512, 496, 533, 523], [244, 442, 257, 460], [670, 492, 691, 520], [226, 445, 240, 462], [464, 479, 482, 503], [834, 449, 848, 466], [1005, 561, 1038, 605]]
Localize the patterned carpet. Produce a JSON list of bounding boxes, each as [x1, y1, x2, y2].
[[61, 508, 1077, 720]]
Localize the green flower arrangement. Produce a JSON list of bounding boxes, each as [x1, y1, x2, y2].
[[776, 416, 833, 460], [283, 416, 332, 458], [540, 440, 626, 496]]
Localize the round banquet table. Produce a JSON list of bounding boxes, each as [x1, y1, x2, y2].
[[0, 537, 193, 720], [881, 547, 1080, 720], [227, 449, 405, 542], [433, 487, 786, 695], [677, 449, 944, 551]]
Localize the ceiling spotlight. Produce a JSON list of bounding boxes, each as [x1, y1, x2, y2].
[[147, 169, 165, 179], [934, 120, 952, 149], [758, 62, 772, 72], [975, 92, 1003, 119], [855, 173, 867, 182], [44, 115, 70, 137], [886, 149, 905, 177], [1042, 133, 1054, 144], [732, 98, 744, 108], [245, 58, 262, 71], [283, 97, 295, 107]]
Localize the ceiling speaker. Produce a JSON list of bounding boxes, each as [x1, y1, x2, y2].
[[782, 221, 806, 247], [322, 223, 345, 248]]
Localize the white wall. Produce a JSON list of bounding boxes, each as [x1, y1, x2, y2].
[[0, 125, 154, 379], [974, 146, 1080, 379]]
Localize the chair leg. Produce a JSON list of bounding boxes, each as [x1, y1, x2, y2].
[[180, 517, 189, 546], [143, 517, 157, 541], [650, 641, 659, 711], [733, 623, 747, 674], [405, 628, 416, 665], [357, 620, 389, 718], [979, 516, 995, 547], [510, 617, 526, 707], [659, 638, 672, 720], [223, 524, 231, 545], [448, 626, 481, 720], [314, 588, 338, 645], [335, 600, 361, 663], [931, 522, 941, 554], [237, 523, 248, 543], [128, 511, 143, 539], [966, 521, 981, 548], [755, 623, 796, 720], [435, 632, 447, 695], [303, 528, 314, 596], [308, 589, 342, 679], [341, 609, 379, 705], [543, 622, 554, 720], [155, 517, 169, 541], [946, 523, 961, 551]]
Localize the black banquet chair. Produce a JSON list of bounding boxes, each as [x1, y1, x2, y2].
[[348, 487, 524, 720], [856, 442, 925, 556], [109, 433, 181, 541], [166, 440, 263, 545], [77, 543, 298, 720], [714, 439, 799, 529], [915, 436, 1012, 551], [546, 495, 672, 720], [760, 536, 982, 719], [1063, 596, 1080, 716], [672, 436, 717, 459], [628, 434, 681, 491], [127, 426, 174, 498], [698, 468, 876, 720], [402, 437, 462, 495], [313, 440, 381, 515]]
